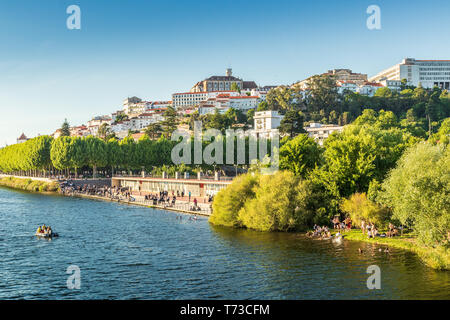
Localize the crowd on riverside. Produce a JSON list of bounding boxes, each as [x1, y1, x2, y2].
[[306, 215, 403, 240], [59, 180, 213, 213], [60, 181, 130, 200]]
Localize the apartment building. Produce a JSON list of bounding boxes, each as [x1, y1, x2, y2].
[[252, 110, 283, 139], [305, 123, 343, 146], [369, 58, 450, 89]]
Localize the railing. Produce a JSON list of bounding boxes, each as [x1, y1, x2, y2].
[[112, 173, 234, 181]]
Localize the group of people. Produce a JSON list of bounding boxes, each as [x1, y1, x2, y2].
[[59, 179, 213, 214], [175, 215, 198, 221], [332, 216, 352, 231], [307, 225, 332, 239], [145, 191, 176, 207], [60, 181, 134, 201], [361, 220, 400, 239], [36, 224, 52, 235]]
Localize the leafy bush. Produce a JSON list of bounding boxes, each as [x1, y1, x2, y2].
[[210, 171, 332, 231], [209, 173, 259, 227], [238, 171, 300, 231], [340, 193, 390, 228], [382, 142, 450, 246]]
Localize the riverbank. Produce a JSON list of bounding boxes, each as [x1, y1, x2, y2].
[[339, 230, 450, 271], [67, 192, 211, 217], [0, 176, 210, 217], [0, 176, 59, 193]]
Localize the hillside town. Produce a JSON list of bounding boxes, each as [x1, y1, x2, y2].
[[14, 57, 450, 146]]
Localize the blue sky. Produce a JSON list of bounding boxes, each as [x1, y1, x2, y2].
[[0, 0, 449, 145]]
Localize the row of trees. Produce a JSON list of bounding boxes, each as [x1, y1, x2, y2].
[[0, 132, 280, 178], [0, 135, 177, 178]]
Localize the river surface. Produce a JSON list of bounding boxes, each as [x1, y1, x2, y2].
[[0, 186, 449, 300]]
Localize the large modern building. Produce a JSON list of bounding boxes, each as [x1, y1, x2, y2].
[[369, 58, 450, 90]]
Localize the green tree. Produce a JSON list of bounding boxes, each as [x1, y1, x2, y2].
[[106, 138, 123, 176], [50, 136, 72, 172], [238, 171, 301, 231], [341, 193, 390, 228], [279, 109, 306, 138], [210, 173, 259, 227], [84, 136, 107, 178], [374, 87, 393, 98], [305, 75, 339, 115], [97, 123, 113, 141], [145, 123, 163, 140], [279, 134, 322, 178], [161, 106, 178, 138], [257, 101, 269, 111], [381, 143, 450, 246], [60, 119, 71, 137]]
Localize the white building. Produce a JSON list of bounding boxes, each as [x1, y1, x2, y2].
[[87, 115, 112, 127], [369, 58, 450, 90], [229, 96, 260, 111], [197, 94, 261, 115], [252, 111, 283, 139], [172, 91, 241, 109], [305, 123, 343, 146]]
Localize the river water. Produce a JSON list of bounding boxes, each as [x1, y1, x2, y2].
[[0, 186, 448, 299]]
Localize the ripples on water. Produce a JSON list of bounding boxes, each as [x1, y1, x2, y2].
[[0, 187, 448, 299]]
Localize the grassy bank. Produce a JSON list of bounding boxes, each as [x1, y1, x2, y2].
[[0, 176, 59, 193], [341, 229, 450, 271]]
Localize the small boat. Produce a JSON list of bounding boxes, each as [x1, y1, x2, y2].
[[35, 232, 59, 238]]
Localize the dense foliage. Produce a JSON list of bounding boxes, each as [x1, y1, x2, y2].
[[0, 135, 178, 177], [210, 171, 330, 231], [381, 143, 450, 247], [266, 76, 450, 133]]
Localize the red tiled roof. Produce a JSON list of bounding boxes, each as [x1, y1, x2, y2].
[[363, 82, 384, 87], [229, 96, 259, 99], [172, 90, 236, 95]]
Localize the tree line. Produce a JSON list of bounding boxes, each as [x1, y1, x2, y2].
[[0, 135, 177, 178], [0, 133, 278, 178]]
